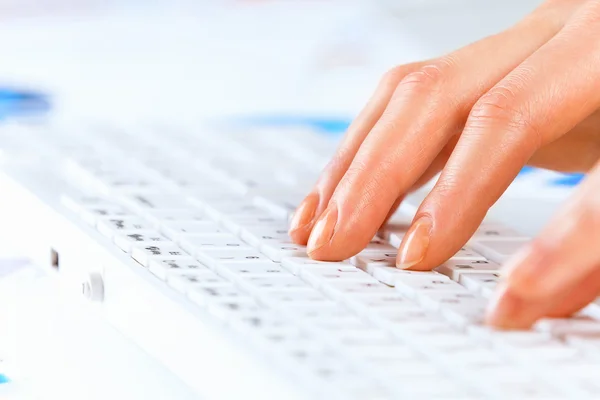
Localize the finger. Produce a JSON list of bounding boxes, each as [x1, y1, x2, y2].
[[288, 61, 426, 244], [380, 141, 456, 228], [308, 2, 571, 260], [486, 267, 600, 329], [400, 3, 600, 271], [501, 161, 600, 300]]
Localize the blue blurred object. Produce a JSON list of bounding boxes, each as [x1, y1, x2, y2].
[[0, 88, 50, 120], [553, 173, 585, 187], [236, 115, 350, 135], [0, 374, 10, 384]]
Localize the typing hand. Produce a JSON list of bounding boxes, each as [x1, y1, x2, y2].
[[288, 0, 600, 328]]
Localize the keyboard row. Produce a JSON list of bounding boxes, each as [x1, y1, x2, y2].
[[60, 190, 600, 399]]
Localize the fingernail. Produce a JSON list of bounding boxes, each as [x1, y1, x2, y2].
[[307, 204, 338, 254], [396, 215, 433, 269], [289, 193, 319, 233]]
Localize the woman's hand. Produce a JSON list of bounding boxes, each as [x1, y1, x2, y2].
[[288, 0, 600, 328]]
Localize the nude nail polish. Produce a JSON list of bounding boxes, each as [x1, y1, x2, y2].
[[289, 193, 319, 233], [396, 215, 433, 269], [307, 205, 338, 254]]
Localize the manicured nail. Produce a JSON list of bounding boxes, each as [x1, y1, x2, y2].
[[307, 204, 338, 254], [396, 215, 433, 269], [289, 193, 319, 233]]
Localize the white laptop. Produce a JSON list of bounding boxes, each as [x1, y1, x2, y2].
[[0, 119, 599, 400]]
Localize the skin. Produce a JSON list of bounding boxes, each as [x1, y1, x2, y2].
[[288, 0, 600, 329]]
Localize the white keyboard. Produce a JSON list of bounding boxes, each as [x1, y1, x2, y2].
[[2, 122, 600, 399]]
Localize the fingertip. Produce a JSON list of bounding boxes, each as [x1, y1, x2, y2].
[[289, 192, 320, 236], [485, 285, 536, 330]]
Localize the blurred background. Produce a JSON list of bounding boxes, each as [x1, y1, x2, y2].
[[0, 0, 543, 124]]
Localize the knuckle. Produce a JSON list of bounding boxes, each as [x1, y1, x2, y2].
[[468, 86, 541, 148], [395, 60, 453, 96], [381, 65, 410, 87]]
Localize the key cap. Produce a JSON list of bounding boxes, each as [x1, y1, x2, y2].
[[131, 243, 189, 267], [344, 293, 417, 317], [323, 281, 394, 301], [370, 266, 442, 286], [379, 223, 409, 248], [61, 194, 111, 214], [207, 298, 263, 322], [97, 216, 154, 238], [188, 284, 249, 308], [534, 317, 600, 339], [167, 271, 230, 295], [258, 290, 330, 308], [473, 223, 527, 239], [281, 256, 349, 275], [451, 246, 486, 261], [221, 214, 284, 235], [361, 238, 396, 253], [122, 193, 191, 212], [418, 291, 484, 311], [114, 231, 170, 252], [469, 238, 530, 263], [161, 221, 229, 241], [351, 253, 396, 273], [179, 234, 251, 255], [196, 249, 270, 270], [468, 326, 552, 346], [216, 262, 289, 281], [145, 210, 210, 227], [147, 257, 211, 280], [80, 204, 131, 226], [497, 339, 581, 362], [259, 241, 307, 262], [458, 273, 501, 297], [238, 275, 310, 293], [299, 266, 376, 289], [240, 227, 290, 247], [435, 259, 500, 280], [393, 275, 462, 299]]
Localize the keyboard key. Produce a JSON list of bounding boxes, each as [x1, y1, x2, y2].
[[351, 254, 396, 273], [97, 216, 154, 238], [470, 238, 530, 263], [167, 271, 230, 295], [435, 259, 500, 280], [299, 266, 376, 289], [147, 257, 211, 280], [458, 272, 501, 297], [370, 266, 441, 286], [188, 284, 249, 308], [131, 243, 189, 266], [281, 256, 348, 275], [473, 223, 527, 239], [451, 246, 486, 261], [216, 262, 289, 281], [121, 193, 191, 211], [393, 275, 462, 299], [238, 275, 310, 293], [145, 209, 210, 226], [114, 231, 170, 252], [534, 317, 600, 339], [259, 241, 307, 262], [161, 221, 229, 241], [179, 234, 252, 255], [196, 249, 270, 269], [323, 281, 394, 301], [80, 204, 131, 226]]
